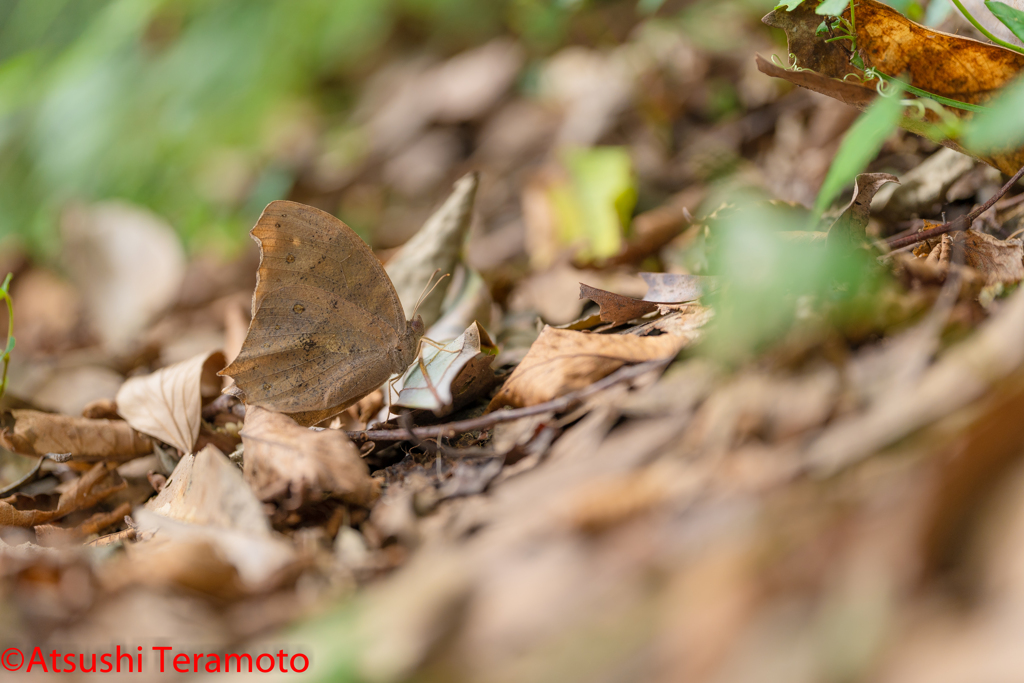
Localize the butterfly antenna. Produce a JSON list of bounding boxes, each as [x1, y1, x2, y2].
[[411, 270, 451, 319]]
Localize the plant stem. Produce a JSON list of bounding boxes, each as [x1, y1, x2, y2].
[[949, 0, 1024, 54], [347, 359, 668, 445], [885, 162, 1024, 250], [0, 273, 13, 402]]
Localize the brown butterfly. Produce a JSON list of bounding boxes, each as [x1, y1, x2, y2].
[[220, 201, 424, 426]]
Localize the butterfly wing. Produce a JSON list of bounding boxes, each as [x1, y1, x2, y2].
[[221, 201, 408, 421]]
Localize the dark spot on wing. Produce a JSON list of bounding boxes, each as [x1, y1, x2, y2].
[[298, 334, 317, 353]]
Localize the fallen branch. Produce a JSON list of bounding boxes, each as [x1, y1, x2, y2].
[[886, 164, 1024, 251], [346, 359, 669, 445]]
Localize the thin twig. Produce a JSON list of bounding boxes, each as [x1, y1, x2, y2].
[[886, 164, 1024, 251], [347, 359, 669, 445], [996, 192, 1024, 212]]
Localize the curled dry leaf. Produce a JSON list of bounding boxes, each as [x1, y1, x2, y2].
[[116, 351, 226, 454], [35, 501, 132, 545], [385, 172, 479, 327], [827, 173, 899, 249], [240, 406, 379, 508], [579, 283, 657, 324], [396, 321, 498, 413], [0, 462, 125, 528], [760, 0, 1024, 174], [0, 409, 153, 461], [489, 326, 692, 409]]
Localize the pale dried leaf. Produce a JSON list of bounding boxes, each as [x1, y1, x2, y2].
[[396, 322, 498, 412], [116, 350, 225, 454], [145, 444, 269, 535], [61, 201, 187, 352], [640, 272, 713, 303], [385, 172, 479, 327], [131, 508, 294, 590], [240, 406, 379, 508]]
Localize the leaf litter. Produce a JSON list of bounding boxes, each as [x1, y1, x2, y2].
[[6, 2, 1024, 681]]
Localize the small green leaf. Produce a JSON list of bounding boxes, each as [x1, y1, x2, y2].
[[962, 75, 1024, 153], [816, 0, 851, 16], [550, 147, 637, 260], [776, 1, 806, 9], [816, 20, 830, 34], [986, 1, 1024, 42], [814, 84, 905, 217]]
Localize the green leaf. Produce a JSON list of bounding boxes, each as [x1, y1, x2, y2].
[[814, 85, 904, 216], [550, 147, 637, 260], [986, 0, 1024, 42], [816, 0, 851, 15], [962, 75, 1024, 153], [776, 1, 806, 9]]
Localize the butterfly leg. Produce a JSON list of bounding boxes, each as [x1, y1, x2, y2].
[[417, 355, 446, 406]]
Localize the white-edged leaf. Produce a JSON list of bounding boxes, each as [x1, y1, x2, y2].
[[395, 321, 497, 412]]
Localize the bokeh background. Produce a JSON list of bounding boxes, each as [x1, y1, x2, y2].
[[9, 3, 1024, 683]]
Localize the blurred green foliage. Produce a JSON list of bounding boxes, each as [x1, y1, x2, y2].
[[986, 1, 1024, 44], [962, 74, 1024, 153], [813, 83, 903, 220], [549, 146, 637, 261], [701, 197, 884, 363], [0, 0, 582, 256]]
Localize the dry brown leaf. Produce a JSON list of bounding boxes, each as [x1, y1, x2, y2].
[[579, 283, 657, 324], [0, 462, 125, 528], [915, 230, 1024, 286], [0, 409, 153, 460], [240, 406, 379, 508], [116, 350, 226, 454], [961, 231, 1023, 285], [489, 326, 690, 409], [827, 173, 899, 249], [34, 501, 132, 545], [760, 1, 1024, 175]]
